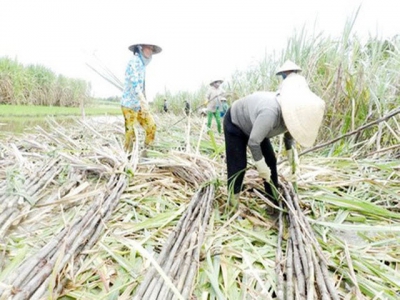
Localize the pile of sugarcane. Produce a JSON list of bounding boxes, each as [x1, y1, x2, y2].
[[0, 174, 127, 300], [133, 184, 215, 300], [2, 113, 399, 299], [0, 117, 129, 299], [275, 182, 339, 300], [133, 153, 217, 300]]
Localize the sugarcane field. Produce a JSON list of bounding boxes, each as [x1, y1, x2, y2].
[[1, 9, 400, 300]]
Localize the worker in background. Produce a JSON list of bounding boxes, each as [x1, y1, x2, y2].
[[120, 41, 162, 153], [219, 97, 229, 118], [205, 79, 225, 134], [184, 100, 191, 116], [163, 99, 168, 113]]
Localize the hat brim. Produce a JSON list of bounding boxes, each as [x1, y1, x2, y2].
[[210, 80, 223, 86], [276, 60, 302, 75], [128, 44, 162, 54], [280, 74, 325, 147]]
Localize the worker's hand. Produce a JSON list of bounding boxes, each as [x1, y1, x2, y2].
[[139, 93, 149, 111], [254, 159, 271, 181], [287, 148, 299, 174]]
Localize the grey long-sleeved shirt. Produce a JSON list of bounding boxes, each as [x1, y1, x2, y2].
[[230, 91, 293, 161]]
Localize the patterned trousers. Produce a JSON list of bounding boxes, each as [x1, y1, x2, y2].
[[121, 106, 156, 152]]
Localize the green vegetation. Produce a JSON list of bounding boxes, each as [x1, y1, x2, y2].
[[153, 15, 400, 157], [0, 103, 121, 134], [0, 57, 91, 107]]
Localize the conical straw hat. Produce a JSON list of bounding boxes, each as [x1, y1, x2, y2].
[[128, 43, 162, 54], [210, 79, 223, 86], [276, 60, 302, 75], [280, 73, 325, 147]]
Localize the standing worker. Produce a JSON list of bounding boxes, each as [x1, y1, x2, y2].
[[184, 100, 191, 116], [120, 41, 162, 153], [163, 99, 168, 113], [223, 60, 325, 205], [220, 97, 229, 118], [205, 79, 225, 134]]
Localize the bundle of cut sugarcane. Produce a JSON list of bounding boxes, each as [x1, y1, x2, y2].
[[275, 182, 339, 300], [133, 184, 215, 300], [0, 173, 127, 300], [133, 156, 216, 300]]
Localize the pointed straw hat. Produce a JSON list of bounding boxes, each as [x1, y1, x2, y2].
[[209, 79, 223, 86], [276, 60, 302, 75], [280, 73, 325, 147], [128, 43, 162, 54]]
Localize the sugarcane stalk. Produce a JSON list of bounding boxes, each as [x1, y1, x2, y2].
[[286, 238, 294, 300], [288, 184, 339, 300], [135, 196, 201, 298], [282, 185, 308, 298], [181, 259, 199, 300], [11, 262, 55, 300], [176, 235, 198, 291], [0, 208, 19, 237], [275, 203, 285, 300], [289, 213, 309, 281], [136, 185, 214, 300], [152, 225, 199, 300], [319, 259, 339, 300], [289, 226, 306, 299], [2, 228, 68, 290], [9, 195, 102, 287], [47, 176, 127, 299], [164, 232, 198, 299], [146, 206, 202, 296], [311, 250, 330, 300], [182, 187, 214, 297], [22, 179, 125, 299], [286, 182, 340, 299], [287, 197, 310, 283], [306, 246, 315, 300]]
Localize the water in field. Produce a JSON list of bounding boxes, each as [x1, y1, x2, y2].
[[0, 116, 78, 136]]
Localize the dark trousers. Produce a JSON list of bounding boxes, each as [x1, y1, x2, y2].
[[223, 108, 278, 197]]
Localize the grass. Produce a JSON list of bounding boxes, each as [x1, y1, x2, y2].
[[0, 104, 122, 134]]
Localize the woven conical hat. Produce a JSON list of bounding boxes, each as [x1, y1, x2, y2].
[[210, 79, 223, 86], [280, 73, 325, 147], [128, 43, 162, 54], [276, 60, 302, 75]]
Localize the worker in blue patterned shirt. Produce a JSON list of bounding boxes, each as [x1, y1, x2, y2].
[[121, 42, 162, 152]]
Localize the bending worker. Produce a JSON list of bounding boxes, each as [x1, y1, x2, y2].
[[223, 60, 325, 203], [121, 41, 162, 153]]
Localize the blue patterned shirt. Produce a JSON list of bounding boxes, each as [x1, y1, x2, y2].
[[121, 55, 145, 111]]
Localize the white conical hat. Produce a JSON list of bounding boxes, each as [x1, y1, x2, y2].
[[128, 43, 162, 54], [210, 79, 223, 86], [279, 73, 325, 147], [276, 60, 302, 75]]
